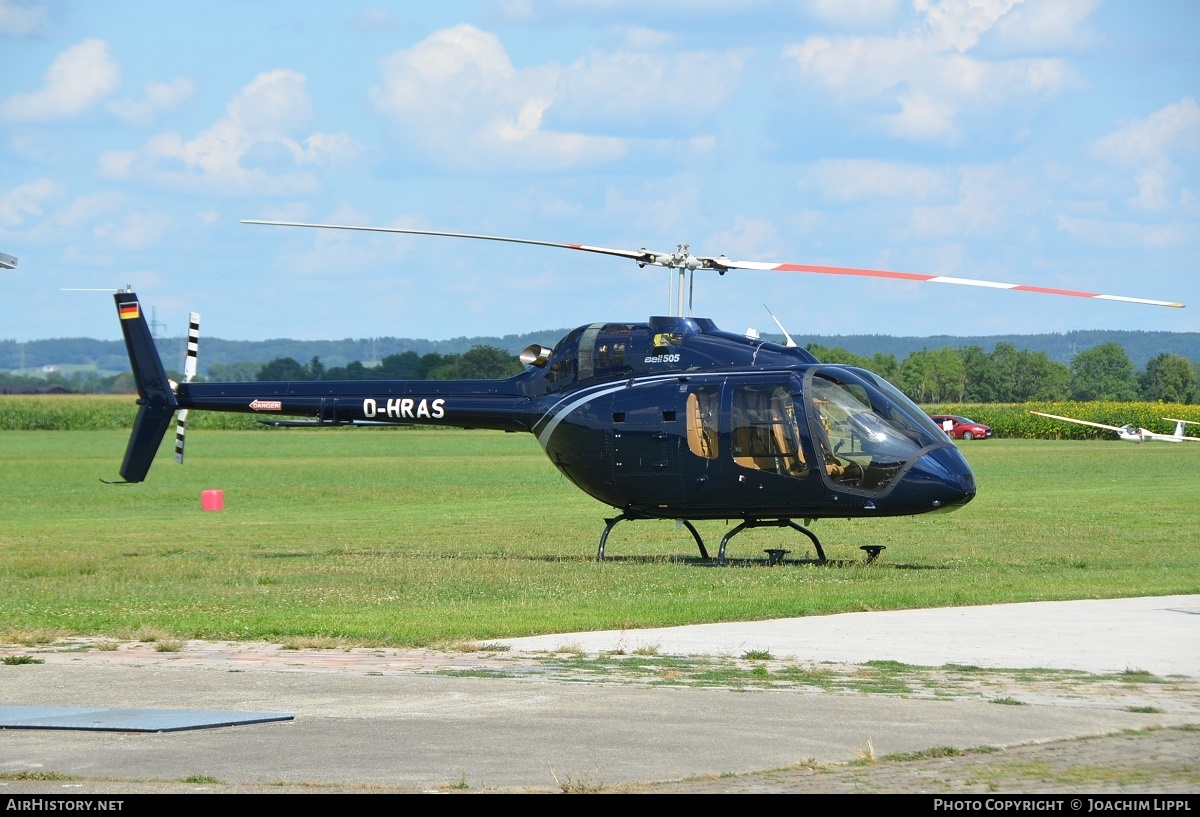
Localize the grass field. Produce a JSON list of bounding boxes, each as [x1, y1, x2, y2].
[[1, 428, 1197, 647]]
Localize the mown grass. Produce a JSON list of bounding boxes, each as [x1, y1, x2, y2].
[[0, 429, 1197, 647]]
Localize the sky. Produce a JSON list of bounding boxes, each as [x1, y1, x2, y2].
[[1, 0, 1198, 349]]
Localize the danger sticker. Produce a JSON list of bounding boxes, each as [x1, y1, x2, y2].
[[249, 400, 283, 411]]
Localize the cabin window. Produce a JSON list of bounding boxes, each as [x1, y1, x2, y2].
[[807, 371, 935, 491], [596, 341, 626, 369], [686, 387, 719, 459], [730, 385, 808, 478], [546, 355, 575, 384]]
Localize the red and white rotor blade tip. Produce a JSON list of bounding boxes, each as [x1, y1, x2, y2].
[[719, 260, 1184, 309]]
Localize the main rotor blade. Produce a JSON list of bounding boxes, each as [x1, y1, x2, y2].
[[242, 220, 656, 265], [715, 259, 1184, 309], [243, 220, 1184, 309]]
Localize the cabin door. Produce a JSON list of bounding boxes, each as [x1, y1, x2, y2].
[[609, 379, 686, 507]]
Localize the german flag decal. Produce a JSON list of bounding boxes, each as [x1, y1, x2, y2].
[[119, 301, 140, 320]]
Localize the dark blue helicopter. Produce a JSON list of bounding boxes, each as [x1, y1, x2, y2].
[[111, 223, 1183, 564]]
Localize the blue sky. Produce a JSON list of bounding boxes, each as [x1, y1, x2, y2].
[[2, 0, 1197, 347]]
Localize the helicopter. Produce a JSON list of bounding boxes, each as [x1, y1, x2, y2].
[[110, 222, 1184, 565]]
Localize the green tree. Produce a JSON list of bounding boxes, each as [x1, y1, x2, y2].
[[804, 344, 873, 369], [971, 343, 1070, 402], [376, 351, 423, 379], [961, 345, 996, 402], [1138, 353, 1197, 403], [1071, 343, 1137, 401], [1017, 351, 1071, 401], [324, 360, 372, 380], [414, 352, 447, 379], [256, 357, 311, 381], [895, 347, 966, 403], [868, 352, 900, 380], [307, 356, 326, 381], [453, 345, 523, 379], [207, 361, 264, 381]]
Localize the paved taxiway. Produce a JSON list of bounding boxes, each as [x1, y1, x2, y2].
[[1, 595, 1197, 793]]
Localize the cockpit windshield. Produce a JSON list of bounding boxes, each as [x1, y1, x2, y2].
[[804, 367, 952, 495]]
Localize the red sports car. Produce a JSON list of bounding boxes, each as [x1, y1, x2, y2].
[[930, 414, 993, 440]]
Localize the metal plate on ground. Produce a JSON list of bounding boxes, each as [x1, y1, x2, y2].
[[0, 706, 293, 732]]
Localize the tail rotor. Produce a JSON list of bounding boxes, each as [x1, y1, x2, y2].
[[174, 312, 200, 464]]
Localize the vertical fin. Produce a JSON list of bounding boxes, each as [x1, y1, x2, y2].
[[114, 291, 177, 482]]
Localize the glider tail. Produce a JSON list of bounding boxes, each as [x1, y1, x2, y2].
[[113, 291, 178, 482], [1161, 419, 1200, 439]]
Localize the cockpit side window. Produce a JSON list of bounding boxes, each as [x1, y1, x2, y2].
[[686, 387, 720, 459], [730, 384, 809, 479], [807, 368, 950, 494]]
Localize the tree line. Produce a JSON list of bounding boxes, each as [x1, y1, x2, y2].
[[808, 341, 1197, 404], [247, 346, 524, 382], [237, 340, 1197, 403], [3, 341, 1196, 403]]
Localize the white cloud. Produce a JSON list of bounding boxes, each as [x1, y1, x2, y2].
[[552, 48, 747, 128], [0, 0, 51, 36], [1129, 170, 1169, 211], [351, 6, 398, 32], [986, 0, 1104, 53], [0, 178, 61, 227], [705, 216, 782, 261], [98, 69, 361, 196], [914, 0, 1024, 53], [0, 38, 119, 122], [808, 0, 902, 28], [53, 193, 126, 228], [807, 159, 952, 203], [1056, 214, 1182, 249], [368, 23, 745, 171], [904, 165, 1021, 241], [107, 78, 197, 125], [782, 1, 1084, 143], [1094, 97, 1200, 169], [93, 211, 170, 249], [369, 24, 638, 171], [621, 26, 673, 49], [1094, 97, 1200, 212]]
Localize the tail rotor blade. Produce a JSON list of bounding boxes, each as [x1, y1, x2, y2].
[[183, 312, 199, 382], [175, 312, 200, 466], [174, 409, 189, 464]]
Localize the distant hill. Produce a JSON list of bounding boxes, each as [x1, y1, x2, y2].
[[0, 329, 576, 376], [781, 330, 1200, 368], [3, 328, 1198, 376]]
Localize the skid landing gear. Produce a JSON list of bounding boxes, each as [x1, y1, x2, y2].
[[596, 514, 709, 561], [716, 519, 826, 566], [859, 545, 886, 564], [595, 516, 856, 567]]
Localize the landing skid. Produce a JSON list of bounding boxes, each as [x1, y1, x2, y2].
[[596, 514, 708, 561], [595, 515, 832, 565], [716, 519, 826, 565]]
